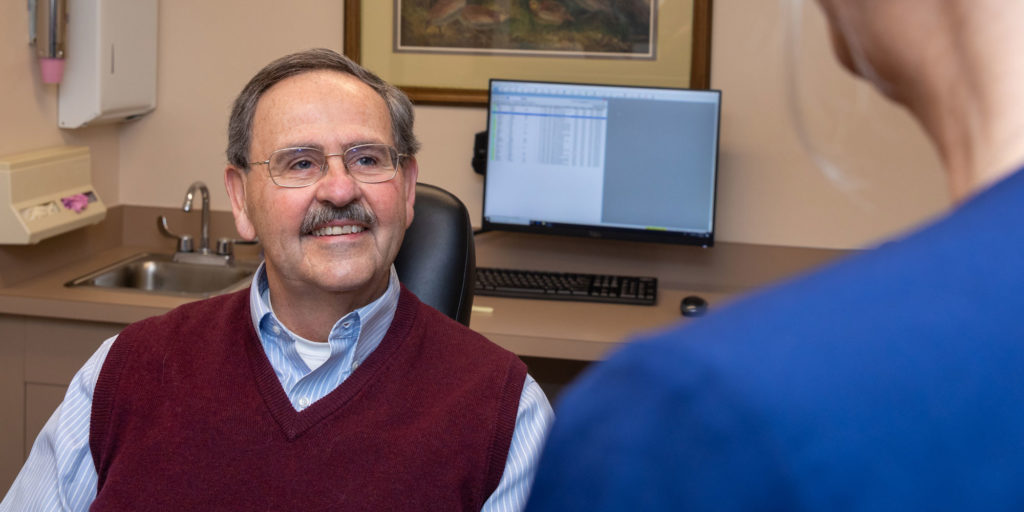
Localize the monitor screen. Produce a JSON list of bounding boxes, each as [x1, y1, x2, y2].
[[482, 79, 721, 247]]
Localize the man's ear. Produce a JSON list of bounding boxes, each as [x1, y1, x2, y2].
[[224, 165, 257, 240], [401, 156, 420, 229]]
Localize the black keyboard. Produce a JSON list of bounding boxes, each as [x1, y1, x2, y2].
[[475, 267, 657, 306]]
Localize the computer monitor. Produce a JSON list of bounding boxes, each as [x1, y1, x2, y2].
[[482, 79, 721, 247]]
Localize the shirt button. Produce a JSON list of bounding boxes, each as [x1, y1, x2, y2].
[[298, 397, 310, 408], [271, 325, 281, 334], [342, 321, 352, 329]]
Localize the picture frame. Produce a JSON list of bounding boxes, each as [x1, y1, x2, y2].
[[344, 0, 713, 106]]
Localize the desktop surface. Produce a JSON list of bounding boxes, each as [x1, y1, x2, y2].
[[469, 231, 847, 361]]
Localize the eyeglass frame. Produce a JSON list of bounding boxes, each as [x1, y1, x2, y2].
[[246, 143, 410, 188]]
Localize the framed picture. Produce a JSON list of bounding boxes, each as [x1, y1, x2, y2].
[[344, 0, 713, 105]]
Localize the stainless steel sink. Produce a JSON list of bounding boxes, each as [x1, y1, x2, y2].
[[65, 252, 258, 298]]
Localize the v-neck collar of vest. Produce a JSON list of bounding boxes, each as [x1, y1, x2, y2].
[[243, 286, 419, 440]]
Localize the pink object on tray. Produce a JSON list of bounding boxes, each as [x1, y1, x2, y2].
[[61, 194, 89, 213]]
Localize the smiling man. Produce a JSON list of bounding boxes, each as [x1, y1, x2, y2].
[[226, 65, 415, 342], [2, 49, 553, 511]]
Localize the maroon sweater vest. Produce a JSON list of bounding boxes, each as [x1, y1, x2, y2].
[[89, 286, 527, 511]]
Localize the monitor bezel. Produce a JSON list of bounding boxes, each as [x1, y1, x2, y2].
[[481, 78, 722, 248]]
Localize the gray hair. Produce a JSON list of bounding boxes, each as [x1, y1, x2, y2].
[[226, 48, 420, 170]]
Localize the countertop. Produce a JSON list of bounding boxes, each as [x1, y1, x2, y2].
[[0, 231, 849, 361], [0, 244, 726, 360], [0, 246, 237, 325]]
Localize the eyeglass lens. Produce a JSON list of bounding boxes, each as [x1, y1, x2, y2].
[[268, 145, 399, 187]]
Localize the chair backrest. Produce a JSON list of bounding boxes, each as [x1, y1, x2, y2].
[[393, 183, 476, 326]]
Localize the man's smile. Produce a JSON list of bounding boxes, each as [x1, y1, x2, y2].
[[300, 201, 377, 237], [310, 224, 367, 236]]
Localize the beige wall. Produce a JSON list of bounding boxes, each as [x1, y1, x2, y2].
[[118, 0, 347, 220], [0, 2, 120, 205], [3, 1, 949, 251]]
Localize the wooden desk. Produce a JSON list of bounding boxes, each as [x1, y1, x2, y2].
[[469, 231, 847, 362]]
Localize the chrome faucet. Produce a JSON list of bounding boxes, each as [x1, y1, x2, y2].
[[183, 181, 210, 254], [158, 180, 257, 266]]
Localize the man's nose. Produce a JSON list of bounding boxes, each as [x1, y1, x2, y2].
[[315, 154, 361, 202]]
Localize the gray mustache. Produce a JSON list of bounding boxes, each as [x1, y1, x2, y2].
[[300, 202, 376, 234]]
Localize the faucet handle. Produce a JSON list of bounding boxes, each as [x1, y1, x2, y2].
[[216, 237, 259, 257], [157, 215, 181, 238], [179, 235, 194, 253], [157, 216, 194, 252]]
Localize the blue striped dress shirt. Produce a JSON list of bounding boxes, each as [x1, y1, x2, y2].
[[1, 264, 554, 511]]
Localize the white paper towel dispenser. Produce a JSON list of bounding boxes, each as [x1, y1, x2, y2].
[[58, 0, 158, 129], [0, 146, 107, 244]]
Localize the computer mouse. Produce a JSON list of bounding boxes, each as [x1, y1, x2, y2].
[[680, 295, 708, 317]]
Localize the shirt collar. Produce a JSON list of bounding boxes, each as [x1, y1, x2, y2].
[[249, 262, 400, 358]]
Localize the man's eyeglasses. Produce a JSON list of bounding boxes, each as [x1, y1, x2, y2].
[[248, 144, 407, 188]]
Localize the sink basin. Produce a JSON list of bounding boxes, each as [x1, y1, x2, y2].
[[65, 252, 258, 298]]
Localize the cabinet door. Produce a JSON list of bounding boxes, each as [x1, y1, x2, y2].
[[24, 318, 119, 386], [1, 315, 123, 493], [0, 316, 26, 493]]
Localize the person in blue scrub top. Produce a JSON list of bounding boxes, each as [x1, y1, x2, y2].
[[526, 0, 1024, 509]]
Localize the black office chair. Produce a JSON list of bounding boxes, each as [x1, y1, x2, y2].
[[394, 183, 476, 326]]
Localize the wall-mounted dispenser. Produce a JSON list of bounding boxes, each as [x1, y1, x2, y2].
[[58, 0, 158, 129], [29, 0, 69, 84], [0, 146, 107, 244]]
